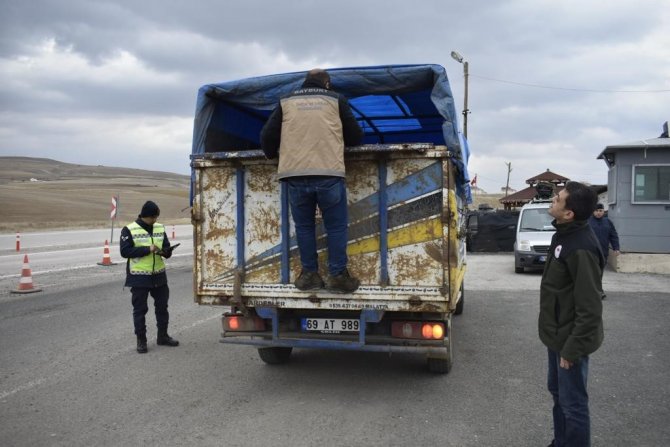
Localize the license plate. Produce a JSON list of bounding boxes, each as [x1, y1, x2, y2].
[[301, 318, 359, 333]]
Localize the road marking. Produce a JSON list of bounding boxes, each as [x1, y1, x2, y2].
[[1, 246, 192, 258], [178, 313, 221, 331], [0, 226, 192, 238], [0, 253, 192, 279], [0, 378, 46, 400]]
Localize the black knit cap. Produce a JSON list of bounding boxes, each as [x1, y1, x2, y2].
[[139, 200, 160, 218], [596, 203, 605, 210]]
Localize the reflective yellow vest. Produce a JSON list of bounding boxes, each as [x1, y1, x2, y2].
[[127, 221, 166, 275]]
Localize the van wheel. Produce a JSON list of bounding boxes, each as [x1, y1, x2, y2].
[[515, 266, 524, 273], [454, 283, 464, 315], [258, 347, 292, 364]]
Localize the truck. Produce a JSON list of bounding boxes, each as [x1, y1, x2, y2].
[[190, 64, 471, 373]]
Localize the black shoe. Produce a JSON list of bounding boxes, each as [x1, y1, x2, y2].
[[137, 336, 148, 354], [294, 270, 324, 291], [326, 269, 360, 294], [157, 332, 179, 347], [601, 293, 607, 300]]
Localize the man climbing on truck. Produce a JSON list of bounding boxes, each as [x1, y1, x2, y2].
[[260, 68, 364, 293]]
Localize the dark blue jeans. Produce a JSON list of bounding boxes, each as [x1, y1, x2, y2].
[[286, 176, 348, 276], [547, 349, 591, 447]]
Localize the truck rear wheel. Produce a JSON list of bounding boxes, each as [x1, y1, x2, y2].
[[427, 318, 453, 374], [454, 283, 464, 315], [258, 347, 293, 364], [427, 356, 452, 374]]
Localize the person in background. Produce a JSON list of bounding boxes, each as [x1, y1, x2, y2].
[[539, 182, 605, 447], [260, 68, 364, 293], [588, 203, 620, 263], [120, 201, 179, 353]]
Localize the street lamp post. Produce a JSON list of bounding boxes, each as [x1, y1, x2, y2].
[[450, 50, 469, 139]]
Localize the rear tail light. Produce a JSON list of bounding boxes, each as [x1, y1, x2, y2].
[[391, 321, 445, 340], [223, 314, 266, 332]]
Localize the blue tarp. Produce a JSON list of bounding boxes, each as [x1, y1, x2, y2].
[[191, 64, 471, 202]]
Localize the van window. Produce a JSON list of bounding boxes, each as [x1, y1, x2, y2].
[[519, 209, 554, 231]]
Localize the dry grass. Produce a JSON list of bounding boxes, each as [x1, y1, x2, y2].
[[0, 157, 191, 232], [0, 157, 509, 232], [469, 193, 506, 210]]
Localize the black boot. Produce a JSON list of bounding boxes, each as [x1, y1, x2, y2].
[[325, 268, 360, 294], [294, 270, 324, 291], [157, 329, 179, 347], [136, 336, 148, 354]]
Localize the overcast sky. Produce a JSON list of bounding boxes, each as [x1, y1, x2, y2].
[[1, 0, 668, 193]]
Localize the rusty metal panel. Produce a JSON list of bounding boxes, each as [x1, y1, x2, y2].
[[343, 158, 381, 285], [242, 164, 282, 283], [199, 164, 237, 286], [192, 147, 465, 312]]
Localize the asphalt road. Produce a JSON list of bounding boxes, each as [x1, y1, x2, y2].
[[0, 253, 668, 446], [0, 225, 193, 253], [0, 226, 193, 278]]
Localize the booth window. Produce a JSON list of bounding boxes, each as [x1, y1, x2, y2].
[[632, 164, 670, 204]]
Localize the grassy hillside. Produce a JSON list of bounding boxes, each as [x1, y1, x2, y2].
[[0, 156, 508, 232], [0, 157, 191, 232], [469, 193, 506, 211]]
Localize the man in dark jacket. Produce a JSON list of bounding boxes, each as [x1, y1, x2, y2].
[[120, 201, 179, 353], [539, 182, 604, 447], [588, 203, 620, 263], [260, 68, 364, 294]]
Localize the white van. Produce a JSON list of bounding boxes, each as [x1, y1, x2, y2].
[[514, 199, 555, 273]]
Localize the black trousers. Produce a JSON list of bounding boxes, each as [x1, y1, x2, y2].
[[131, 285, 169, 337]]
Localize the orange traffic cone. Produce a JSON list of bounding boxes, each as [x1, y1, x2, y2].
[[97, 239, 117, 266], [11, 254, 42, 294]]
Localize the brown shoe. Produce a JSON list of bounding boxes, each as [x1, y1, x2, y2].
[[326, 269, 360, 294], [294, 270, 324, 291]]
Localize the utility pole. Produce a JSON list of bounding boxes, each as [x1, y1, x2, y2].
[[504, 162, 512, 197], [462, 60, 469, 139], [450, 51, 470, 139]]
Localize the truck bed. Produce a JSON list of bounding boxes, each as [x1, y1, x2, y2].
[[191, 144, 466, 314]]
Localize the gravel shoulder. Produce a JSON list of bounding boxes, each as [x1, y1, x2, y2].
[[465, 252, 668, 293]]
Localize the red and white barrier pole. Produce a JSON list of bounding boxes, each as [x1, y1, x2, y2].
[[16, 232, 20, 252], [172, 225, 175, 240]]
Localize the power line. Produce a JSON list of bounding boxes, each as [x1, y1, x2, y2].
[[470, 74, 670, 93]]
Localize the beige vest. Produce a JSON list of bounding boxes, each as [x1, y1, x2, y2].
[[277, 92, 345, 179]]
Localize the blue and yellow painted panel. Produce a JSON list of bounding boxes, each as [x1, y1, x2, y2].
[[192, 148, 466, 311]]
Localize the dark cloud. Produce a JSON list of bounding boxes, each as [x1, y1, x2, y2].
[[1, 0, 668, 188]]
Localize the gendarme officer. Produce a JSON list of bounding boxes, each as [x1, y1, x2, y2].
[[120, 200, 179, 353]]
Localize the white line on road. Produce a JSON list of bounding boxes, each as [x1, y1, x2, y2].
[[0, 378, 46, 401], [178, 313, 222, 331], [0, 253, 192, 279]]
